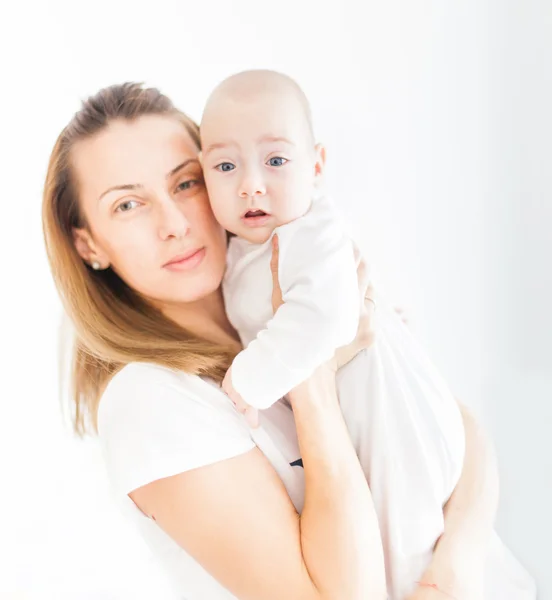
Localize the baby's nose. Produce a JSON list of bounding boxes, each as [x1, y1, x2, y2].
[[239, 170, 266, 198]]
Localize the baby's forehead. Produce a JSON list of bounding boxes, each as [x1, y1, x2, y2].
[[208, 84, 304, 116], [202, 87, 313, 145]]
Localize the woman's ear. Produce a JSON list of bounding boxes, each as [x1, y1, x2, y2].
[[73, 228, 109, 269], [314, 143, 326, 180]]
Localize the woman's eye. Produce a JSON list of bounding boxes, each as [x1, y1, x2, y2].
[[215, 162, 236, 173], [115, 199, 140, 213], [267, 157, 288, 167], [176, 179, 198, 192]]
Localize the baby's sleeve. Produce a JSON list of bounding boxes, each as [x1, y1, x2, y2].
[[231, 212, 360, 409], [98, 364, 256, 498]]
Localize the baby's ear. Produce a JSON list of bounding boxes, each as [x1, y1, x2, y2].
[[314, 143, 326, 179]]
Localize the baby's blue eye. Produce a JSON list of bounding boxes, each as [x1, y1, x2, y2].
[[267, 157, 287, 167], [216, 162, 235, 172]]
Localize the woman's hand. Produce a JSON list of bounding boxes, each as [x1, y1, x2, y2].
[[269, 235, 284, 313], [405, 572, 483, 600], [270, 236, 377, 373], [222, 366, 260, 429], [405, 583, 463, 600], [334, 245, 376, 370], [404, 402, 496, 600]]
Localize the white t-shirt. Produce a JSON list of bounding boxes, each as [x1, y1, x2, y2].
[[99, 362, 536, 600], [98, 362, 305, 600], [224, 194, 359, 408]]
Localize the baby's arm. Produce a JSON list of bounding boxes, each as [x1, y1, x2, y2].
[[230, 217, 360, 410]]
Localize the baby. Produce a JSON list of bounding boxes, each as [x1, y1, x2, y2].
[[201, 71, 360, 415], [199, 70, 528, 599]]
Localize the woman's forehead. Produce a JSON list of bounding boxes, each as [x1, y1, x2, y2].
[[72, 115, 199, 198]]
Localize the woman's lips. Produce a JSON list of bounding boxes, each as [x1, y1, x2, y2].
[[163, 247, 206, 271]]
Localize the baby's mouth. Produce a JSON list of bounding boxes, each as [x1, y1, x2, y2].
[[241, 209, 272, 228], [244, 209, 268, 218]]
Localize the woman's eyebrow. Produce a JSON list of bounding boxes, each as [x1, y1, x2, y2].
[[167, 158, 200, 178], [99, 183, 143, 202], [98, 159, 200, 201]]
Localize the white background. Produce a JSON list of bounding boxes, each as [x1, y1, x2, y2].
[[0, 1, 550, 598]]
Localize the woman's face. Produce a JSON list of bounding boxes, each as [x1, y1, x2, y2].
[[72, 115, 228, 306]]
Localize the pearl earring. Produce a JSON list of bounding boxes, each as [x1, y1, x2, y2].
[[91, 261, 101, 270]]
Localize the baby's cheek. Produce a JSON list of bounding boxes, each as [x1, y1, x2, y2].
[[202, 194, 224, 223], [212, 205, 238, 233], [281, 188, 311, 221]]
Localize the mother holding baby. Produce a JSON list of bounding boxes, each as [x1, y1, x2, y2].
[[43, 72, 534, 600]]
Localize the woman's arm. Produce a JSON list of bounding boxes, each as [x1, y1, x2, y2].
[[130, 239, 386, 600], [287, 364, 386, 600], [131, 372, 385, 600], [284, 241, 386, 599], [409, 402, 499, 600]]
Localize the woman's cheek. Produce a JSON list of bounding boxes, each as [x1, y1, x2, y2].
[[105, 222, 155, 279], [114, 222, 149, 257]]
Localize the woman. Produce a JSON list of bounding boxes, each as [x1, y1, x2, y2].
[[43, 83, 495, 600]]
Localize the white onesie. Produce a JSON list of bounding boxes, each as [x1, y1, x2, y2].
[[226, 194, 359, 408], [222, 195, 536, 598], [224, 194, 467, 598]]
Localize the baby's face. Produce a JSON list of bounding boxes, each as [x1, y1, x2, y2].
[[201, 91, 321, 244]]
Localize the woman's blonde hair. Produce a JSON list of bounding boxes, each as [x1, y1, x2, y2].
[[43, 83, 236, 435]]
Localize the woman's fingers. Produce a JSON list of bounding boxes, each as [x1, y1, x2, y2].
[[224, 380, 259, 428], [244, 406, 260, 429], [270, 235, 283, 313], [231, 395, 259, 429], [334, 261, 377, 369], [352, 242, 362, 268], [355, 261, 376, 350], [356, 308, 376, 350], [270, 234, 279, 275], [364, 282, 375, 310], [355, 251, 370, 296], [354, 250, 373, 339]]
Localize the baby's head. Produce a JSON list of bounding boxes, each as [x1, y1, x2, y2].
[[200, 70, 325, 243]]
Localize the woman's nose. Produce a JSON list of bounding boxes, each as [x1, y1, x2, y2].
[[157, 197, 190, 241], [239, 167, 266, 199]]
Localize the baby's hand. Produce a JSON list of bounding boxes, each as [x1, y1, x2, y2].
[[222, 367, 260, 429]]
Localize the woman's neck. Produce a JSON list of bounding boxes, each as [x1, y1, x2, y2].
[[161, 288, 241, 349]]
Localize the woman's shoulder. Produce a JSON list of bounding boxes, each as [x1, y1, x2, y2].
[[102, 362, 216, 404], [97, 362, 255, 498], [98, 362, 240, 436], [105, 361, 190, 390], [99, 363, 186, 418]]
